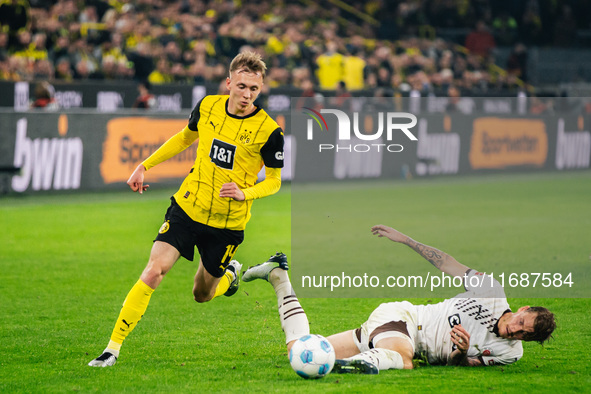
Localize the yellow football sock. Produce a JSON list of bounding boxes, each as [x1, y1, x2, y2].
[[107, 340, 121, 352], [212, 270, 233, 299], [110, 279, 154, 345]]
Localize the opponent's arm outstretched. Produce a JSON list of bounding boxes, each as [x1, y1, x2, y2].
[[372, 224, 481, 367], [371, 225, 470, 278]]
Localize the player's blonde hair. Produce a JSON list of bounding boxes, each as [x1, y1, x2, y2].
[[229, 51, 267, 78]]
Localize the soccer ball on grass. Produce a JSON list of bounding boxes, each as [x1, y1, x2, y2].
[[289, 334, 335, 379]]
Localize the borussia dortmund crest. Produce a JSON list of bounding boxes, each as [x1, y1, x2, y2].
[[159, 220, 170, 234], [238, 130, 253, 144]]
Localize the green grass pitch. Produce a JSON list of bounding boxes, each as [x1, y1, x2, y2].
[[1, 172, 590, 392]]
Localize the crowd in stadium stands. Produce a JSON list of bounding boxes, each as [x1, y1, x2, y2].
[[0, 0, 589, 99]]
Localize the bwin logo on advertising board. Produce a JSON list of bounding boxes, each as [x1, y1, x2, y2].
[[303, 107, 418, 153]]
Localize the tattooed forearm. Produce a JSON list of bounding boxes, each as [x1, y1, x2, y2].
[[398, 234, 469, 277], [405, 238, 446, 269]]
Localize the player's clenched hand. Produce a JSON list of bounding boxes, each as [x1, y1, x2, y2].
[[450, 324, 470, 353], [127, 164, 149, 194], [219, 182, 245, 201], [371, 225, 407, 243]]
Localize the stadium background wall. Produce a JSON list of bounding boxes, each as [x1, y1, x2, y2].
[[0, 109, 589, 194], [0, 80, 560, 112]]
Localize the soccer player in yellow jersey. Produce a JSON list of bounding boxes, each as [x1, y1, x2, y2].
[[89, 51, 285, 367]]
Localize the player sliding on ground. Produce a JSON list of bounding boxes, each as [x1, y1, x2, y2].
[[243, 225, 556, 373], [89, 52, 284, 367]]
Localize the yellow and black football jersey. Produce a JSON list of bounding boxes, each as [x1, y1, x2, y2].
[[172, 95, 284, 230]]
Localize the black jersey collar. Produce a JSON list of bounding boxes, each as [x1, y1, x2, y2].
[[225, 98, 262, 119], [493, 309, 512, 336]]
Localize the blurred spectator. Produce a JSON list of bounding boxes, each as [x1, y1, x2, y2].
[[445, 85, 473, 114], [30, 81, 58, 110], [170, 62, 189, 83], [54, 57, 73, 81], [437, 49, 454, 70], [70, 38, 100, 75], [74, 58, 103, 80], [132, 81, 156, 109], [101, 55, 118, 80], [33, 58, 53, 80], [29, 32, 49, 60], [410, 70, 432, 94], [188, 59, 207, 84], [48, 34, 71, 65], [79, 4, 98, 23], [210, 62, 227, 83], [376, 66, 392, 88], [506, 43, 528, 82], [116, 58, 134, 79], [5, 56, 20, 79], [94, 37, 128, 67], [389, 72, 407, 92], [127, 42, 154, 81], [446, 84, 461, 112], [291, 66, 311, 89], [464, 20, 496, 58], [0, 58, 11, 79], [342, 47, 366, 91], [316, 41, 343, 91], [366, 71, 378, 89], [266, 66, 290, 88], [452, 54, 467, 80], [148, 57, 174, 84], [12, 29, 31, 53], [164, 40, 184, 65], [439, 68, 454, 90]]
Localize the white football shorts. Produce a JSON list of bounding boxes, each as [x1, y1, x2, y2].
[[354, 301, 418, 353]]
